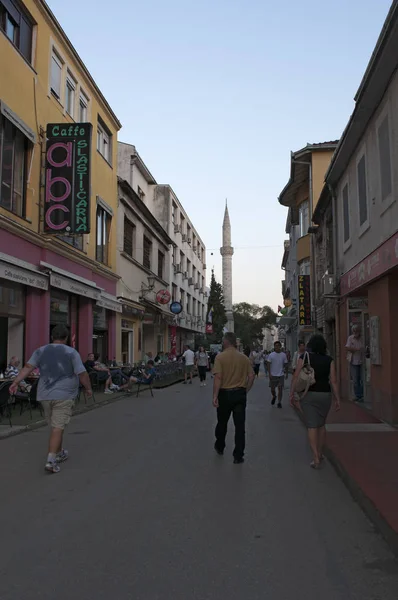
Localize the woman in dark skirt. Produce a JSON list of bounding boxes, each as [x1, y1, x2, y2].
[[290, 334, 341, 469]]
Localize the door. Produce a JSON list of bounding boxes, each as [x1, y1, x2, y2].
[[122, 329, 134, 366]]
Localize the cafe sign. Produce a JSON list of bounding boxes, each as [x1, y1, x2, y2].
[[50, 273, 100, 300], [0, 261, 48, 290], [44, 123, 92, 234], [298, 275, 311, 326]]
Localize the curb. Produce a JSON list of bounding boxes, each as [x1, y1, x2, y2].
[[0, 375, 190, 441], [292, 405, 398, 557]]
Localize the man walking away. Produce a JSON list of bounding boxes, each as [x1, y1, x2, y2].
[[346, 324, 364, 402], [183, 345, 195, 384], [267, 341, 288, 408], [292, 341, 306, 373], [213, 333, 255, 464], [10, 325, 92, 474]]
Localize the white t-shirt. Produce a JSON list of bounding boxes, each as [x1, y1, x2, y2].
[[267, 351, 288, 377], [183, 349, 195, 366]]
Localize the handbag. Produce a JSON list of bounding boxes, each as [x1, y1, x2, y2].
[[295, 352, 316, 398]]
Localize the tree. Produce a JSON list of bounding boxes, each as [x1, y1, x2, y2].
[[205, 271, 227, 344], [233, 303, 277, 349]]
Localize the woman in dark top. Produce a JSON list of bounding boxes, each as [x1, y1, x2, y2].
[[290, 334, 341, 469]]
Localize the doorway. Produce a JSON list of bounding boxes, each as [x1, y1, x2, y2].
[[121, 329, 134, 365]]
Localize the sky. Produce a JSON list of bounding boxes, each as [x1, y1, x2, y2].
[[47, 0, 393, 311]]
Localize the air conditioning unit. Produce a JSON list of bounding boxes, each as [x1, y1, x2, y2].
[[194, 283, 199, 290], [188, 277, 194, 286], [322, 272, 335, 295], [174, 263, 182, 274], [174, 224, 181, 234], [183, 271, 188, 279], [182, 234, 187, 242], [187, 238, 192, 245]]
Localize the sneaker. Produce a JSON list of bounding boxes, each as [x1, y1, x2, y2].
[[56, 449, 69, 463], [233, 457, 244, 464], [45, 460, 60, 474], [204, 383, 206, 387], [214, 443, 224, 456], [189, 380, 192, 385], [271, 397, 276, 405], [183, 381, 187, 385], [104, 389, 113, 394], [277, 402, 282, 409]]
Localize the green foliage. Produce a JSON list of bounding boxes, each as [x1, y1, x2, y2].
[[206, 271, 227, 344], [233, 303, 277, 348]]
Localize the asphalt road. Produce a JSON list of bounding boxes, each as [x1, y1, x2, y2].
[[1, 373, 398, 600]]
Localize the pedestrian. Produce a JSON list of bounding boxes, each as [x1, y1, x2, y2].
[[196, 346, 209, 387], [267, 341, 288, 408], [290, 334, 341, 469], [253, 349, 263, 377], [212, 332, 255, 464], [9, 325, 92, 474], [121, 360, 156, 390], [345, 324, 364, 402], [292, 341, 306, 373], [182, 345, 195, 384]]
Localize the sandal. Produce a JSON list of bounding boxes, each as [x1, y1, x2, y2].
[[310, 461, 321, 469]]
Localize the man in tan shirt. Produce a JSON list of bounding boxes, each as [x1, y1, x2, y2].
[[212, 333, 255, 464]]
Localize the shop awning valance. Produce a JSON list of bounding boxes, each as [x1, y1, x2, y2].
[[0, 253, 48, 290]]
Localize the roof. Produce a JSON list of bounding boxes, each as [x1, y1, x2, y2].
[[278, 142, 339, 207], [39, 1, 121, 129], [118, 142, 157, 184], [118, 177, 174, 246], [326, 0, 398, 185]]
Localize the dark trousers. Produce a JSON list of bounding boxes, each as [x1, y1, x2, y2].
[[215, 388, 247, 459], [198, 366, 207, 381]]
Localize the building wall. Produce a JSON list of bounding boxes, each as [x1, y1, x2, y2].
[[312, 151, 335, 211], [336, 70, 398, 277]]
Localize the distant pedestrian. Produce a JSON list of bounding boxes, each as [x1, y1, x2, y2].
[[196, 346, 209, 387], [290, 334, 341, 469], [213, 333, 255, 464], [182, 345, 195, 384], [346, 325, 364, 402], [9, 325, 92, 474], [267, 341, 288, 408], [292, 341, 306, 373], [250, 349, 262, 377]]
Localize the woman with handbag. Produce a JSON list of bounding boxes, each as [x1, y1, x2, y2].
[[290, 334, 341, 469]]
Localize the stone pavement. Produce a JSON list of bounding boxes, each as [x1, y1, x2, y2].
[[0, 373, 398, 599]]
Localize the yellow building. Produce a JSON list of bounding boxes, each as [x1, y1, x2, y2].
[[0, 0, 122, 367], [278, 142, 338, 343]]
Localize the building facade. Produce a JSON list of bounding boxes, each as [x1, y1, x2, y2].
[[324, 1, 398, 422], [0, 0, 121, 370], [118, 143, 208, 355]]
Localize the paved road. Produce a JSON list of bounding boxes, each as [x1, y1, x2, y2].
[[1, 374, 398, 600]]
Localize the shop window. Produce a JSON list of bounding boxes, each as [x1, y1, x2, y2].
[[377, 115, 392, 202], [299, 201, 309, 237], [123, 217, 135, 257], [0, 115, 29, 217], [97, 116, 112, 164], [342, 183, 350, 243], [143, 236, 152, 270], [96, 205, 111, 264], [357, 154, 368, 227], [157, 250, 164, 279], [50, 290, 69, 326], [0, 0, 33, 63]]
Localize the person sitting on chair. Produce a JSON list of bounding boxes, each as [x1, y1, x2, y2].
[[120, 360, 156, 390]]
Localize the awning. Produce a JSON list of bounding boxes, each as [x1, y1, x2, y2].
[[97, 292, 122, 313], [41, 261, 102, 300], [0, 252, 48, 290]]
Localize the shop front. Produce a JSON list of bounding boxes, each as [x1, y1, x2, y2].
[[339, 232, 398, 423]]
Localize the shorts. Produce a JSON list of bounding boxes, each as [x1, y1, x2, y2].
[[41, 399, 74, 429], [269, 376, 285, 392], [185, 365, 194, 374]]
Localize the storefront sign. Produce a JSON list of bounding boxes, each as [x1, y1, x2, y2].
[[348, 297, 368, 310], [97, 294, 122, 313], [298, 275, 311, 326], [122, 303, 145, 317], [50, 273, 100, 300], [44, 123, 92, 234], [0, 261, 48, 290], [341, 232, 398, 296]]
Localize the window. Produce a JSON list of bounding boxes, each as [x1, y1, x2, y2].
[[187, 259, 191, 277], [187, 224, 191, 242], [0, 116, 29, 217], [342, 183, 350, 243], [158, 250, 164, 279], [0, 0, 33, 63], [123, 217, 135, 257], [172, 283, 177, 302], [193, 266, 196, 283], [143, 236, 152, 270], [192, 298, 196, 316], [180, 251, 185, 271], [50, 51, 63, 99], [172, 202, 177, 224], [186, 293, 191, 315], [79, 92, 89, 122], [378, 115, 392, 202], [57, 234, 83, 251], [299, 201, 309, 237], [299, 260, 310, 275], [97, 117, 112, 164], [180, 288, 185, 308], [180, 214, 185, 234], [357, 154, 368, 227], [137, 186, 145, 201], [96, 206, 111, 264], [65, 74, 76, 118]]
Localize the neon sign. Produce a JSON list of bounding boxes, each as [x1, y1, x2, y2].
[[44, 123, 92, 234]]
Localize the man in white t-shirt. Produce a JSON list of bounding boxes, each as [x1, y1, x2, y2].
[[267, 341, 288, 408], [182, 345, 195, 385]]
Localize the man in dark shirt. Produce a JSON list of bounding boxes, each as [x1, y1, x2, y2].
[[84, 353, 113, 393], [120, 360, 156, 391]]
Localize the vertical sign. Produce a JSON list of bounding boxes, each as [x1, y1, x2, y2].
[[44, 123, 92, 234], [369, 316, 381, 365], [298, 275, 311, 326]]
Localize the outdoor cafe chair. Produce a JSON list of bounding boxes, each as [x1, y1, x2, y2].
[[0, 382, 13, 427]]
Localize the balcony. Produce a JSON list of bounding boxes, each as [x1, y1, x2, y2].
[[296, 234, 310, 262]]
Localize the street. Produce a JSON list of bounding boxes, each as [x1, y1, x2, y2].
[[1, 375, 398, 600]]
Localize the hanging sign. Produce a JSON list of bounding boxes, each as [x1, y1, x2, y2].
[[170, 301, 183, 315], [156, 289, 171, 305], [205, 324, 213, 334], [298, 275, 311, 326], [44, 123, 92, 234]]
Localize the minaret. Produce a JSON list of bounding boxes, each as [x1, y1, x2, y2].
[[220, 201, 234, 333]]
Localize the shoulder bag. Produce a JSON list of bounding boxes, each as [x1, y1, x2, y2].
[[295, 352, 316, 399]]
